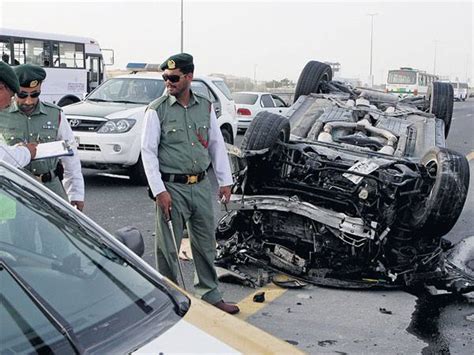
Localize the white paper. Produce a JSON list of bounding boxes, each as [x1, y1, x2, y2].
[[343, 159, 380, 184], [33, 140, 73, 160]]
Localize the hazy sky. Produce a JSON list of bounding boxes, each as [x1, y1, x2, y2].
[[1, 0, 472, 84]]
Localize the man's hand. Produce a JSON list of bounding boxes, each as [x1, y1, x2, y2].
[[25, 143, 37, 159], [218, 185, 232, 204], [71, 200, 84, 211], [156, 191, 172, 220]]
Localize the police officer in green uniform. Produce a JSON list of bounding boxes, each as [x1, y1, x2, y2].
[[141, 53, 239, 314], [0, 61, 37, 164], [0, 64, 84, 209]]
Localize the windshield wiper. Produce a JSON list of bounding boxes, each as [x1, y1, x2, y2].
[[88, 98, 111, 102], [0, 258, 84, 354], [112, 100, 142, 104]]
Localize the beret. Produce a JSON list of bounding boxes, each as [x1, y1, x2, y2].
[[160, 53, 194, 71], [0, 61, 20, 93], [13, 64, 46, 88]]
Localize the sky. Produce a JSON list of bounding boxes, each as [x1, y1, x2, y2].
[[0, 0, 472, 85]]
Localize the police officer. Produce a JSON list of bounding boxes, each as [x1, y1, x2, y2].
[[141, 53, 239, 314], [0, 64, 84, 209], [0, 61, 36, 166]]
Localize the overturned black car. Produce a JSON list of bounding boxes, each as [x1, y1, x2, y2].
[[216, 61, 472, 293]]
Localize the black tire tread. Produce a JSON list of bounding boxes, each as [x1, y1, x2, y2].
[[294, 61, 333, 103], [430, 82, 454, 137], [241, 111, 290, 151]]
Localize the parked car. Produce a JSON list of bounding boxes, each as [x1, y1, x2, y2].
[[234, 91, 290, 131], [216, 60, 472, 293], [63, 69, 238, 185], [0, 161, 302, 354]]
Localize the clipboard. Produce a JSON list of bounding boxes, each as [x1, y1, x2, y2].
[[33, 140, 74, 160]]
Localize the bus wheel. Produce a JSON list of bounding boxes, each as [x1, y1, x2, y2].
[[429, 82, 454, 138], [58, 97, 77, 107]]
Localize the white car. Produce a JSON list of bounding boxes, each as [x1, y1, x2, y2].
[[234, 91, 291, 131], [63, 71, 237, 184], [0, 161, 302, 354]]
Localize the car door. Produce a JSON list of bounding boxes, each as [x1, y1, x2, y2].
[[191, 80, 221, 117]]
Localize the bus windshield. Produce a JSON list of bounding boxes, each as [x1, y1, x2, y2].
[[387, 70, 416, 85]]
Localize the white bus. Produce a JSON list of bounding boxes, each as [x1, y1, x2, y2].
[[0, 28, 113, 106], [451, 82, 469, 101], [386, 67, 439, 97]]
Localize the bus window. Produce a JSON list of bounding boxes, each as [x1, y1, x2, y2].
[[24, 39, 44, 66], [1, 37, 11, 64], [58, 42, 85, 68], [13, 38, 25, 65]]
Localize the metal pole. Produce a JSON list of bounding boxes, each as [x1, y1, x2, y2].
[[433, 40, 438, 74], [368, 13, 377, 87], [167, 219, 187, 290], [180, 0, 184, 53]]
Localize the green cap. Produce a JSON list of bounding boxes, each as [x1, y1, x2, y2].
[[0, 61, 20, 93], [13, 64, 46, 88], [160, 53, 194, 71]]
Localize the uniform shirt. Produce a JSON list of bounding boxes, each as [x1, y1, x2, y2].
[[141, 102, 233, 197], [0, 101, 84, 201], [0, 144, 30, 167]]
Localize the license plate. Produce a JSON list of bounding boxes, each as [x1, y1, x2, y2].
[[343, 159, 380, 184]]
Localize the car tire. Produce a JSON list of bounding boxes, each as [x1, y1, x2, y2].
[[409, 147, 470, 237], [429, 82, 454, 138], [241, 111, 290, 150], [294, 61, 333, 103], [128, 156, 148, 185]]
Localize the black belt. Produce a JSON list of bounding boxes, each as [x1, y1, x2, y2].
[[34, 170, 56, 183], [161, 171, 207, 184]]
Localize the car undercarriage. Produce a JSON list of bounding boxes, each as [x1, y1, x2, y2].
[[215, 60, 472, 293]]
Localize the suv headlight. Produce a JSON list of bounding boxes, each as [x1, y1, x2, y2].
[[98, 119, 136, 133]]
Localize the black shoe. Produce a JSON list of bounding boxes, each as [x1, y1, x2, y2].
[[213, 300, 240, 314]]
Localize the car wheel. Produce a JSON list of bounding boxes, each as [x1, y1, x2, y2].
[[220, 127, 233, 144], [128, 156, 148, 185], [409, 147, 469, 237], [241, 111, 290, 151], [429, 82, 454, 138], [294, 61, 333, 103]]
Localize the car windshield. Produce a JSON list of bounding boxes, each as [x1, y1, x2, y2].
[[0, 165, 185, 353], [87, 78, 165, 104], [212, 80, 233, 100], [233, 93, 258, 105], [387, 70, 416, 85]]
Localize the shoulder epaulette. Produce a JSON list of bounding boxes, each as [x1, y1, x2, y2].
[[42, 101, 61, 110], [147, 95, 169, 111]]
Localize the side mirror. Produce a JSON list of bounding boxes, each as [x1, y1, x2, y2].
[[114, 226, 145, 257]]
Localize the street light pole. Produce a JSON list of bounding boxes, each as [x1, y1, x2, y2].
[[368, 13, 377, 87], [180, 0, 184, 52], [433, 40, 439, 74]]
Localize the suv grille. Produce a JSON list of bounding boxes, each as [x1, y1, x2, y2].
[[67, 117, 105, 132]]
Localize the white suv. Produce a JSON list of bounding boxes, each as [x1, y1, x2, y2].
[[63, 72, 237, 184]]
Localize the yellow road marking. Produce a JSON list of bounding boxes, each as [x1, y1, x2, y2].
[[467, 152, 474, 161], [236, 284, 288, 320]]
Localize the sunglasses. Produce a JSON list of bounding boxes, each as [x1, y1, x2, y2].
[[162, 74, 185, 83], [17, 91, 41, 99]]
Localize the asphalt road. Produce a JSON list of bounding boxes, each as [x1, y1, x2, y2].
[[82, 99, 474, 354]]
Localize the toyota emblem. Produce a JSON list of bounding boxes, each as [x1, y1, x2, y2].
[[69, 119, 81, 127]]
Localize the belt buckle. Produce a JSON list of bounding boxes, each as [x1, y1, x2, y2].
[[187, 174, 198, 184]]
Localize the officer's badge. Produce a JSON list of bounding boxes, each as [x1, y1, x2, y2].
[[30, 80, 38, 88], [167, 60, 176, 69]]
